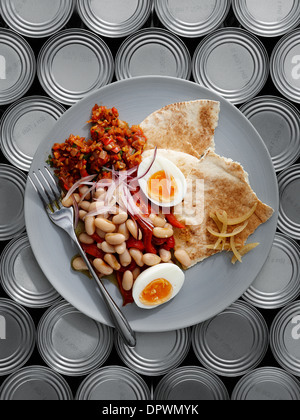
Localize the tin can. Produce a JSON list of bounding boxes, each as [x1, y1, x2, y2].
[[232, 367, 300, 400], [154, 366, 229, 400], [232, 0, 300, 38], [0, 233, 61, 308], [192, 28, 269, 105], [240, 96, 300, 173], [0, 96, 66, 172], [0, 28, 36, 106], [243, 233, 300, 309], [0, 366, 73, 400], [270, 29, 300, 104], [154, 0, 231, 38], [75, 366, 151, 400], [114, 327, 191, 377], [0, 164, 26, 241], [115, 28, 191, 81], [37, 28, 114, 106], [37, 300, 114, 376], [77, 0, 152, 39], [191, 301, 269, 377], [270, 301, 300, 377], [0, 298, 35, 376], [277, 164, 300, 240], [0, 0, 76, 38]]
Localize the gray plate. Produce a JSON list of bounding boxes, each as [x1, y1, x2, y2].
[[24, 76, 279, 332]]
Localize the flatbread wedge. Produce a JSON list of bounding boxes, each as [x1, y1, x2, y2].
[[141, 100, 220, 159], [171, 150, 274, 268]]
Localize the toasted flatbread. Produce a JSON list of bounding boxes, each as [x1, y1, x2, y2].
[[168, 150, 274, 268], [141, 100, 220, 159]]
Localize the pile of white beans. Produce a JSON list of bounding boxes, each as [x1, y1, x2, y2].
[[62, 184, 191, 293]]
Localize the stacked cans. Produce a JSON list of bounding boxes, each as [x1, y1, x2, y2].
[[0, 0, 300, 401]]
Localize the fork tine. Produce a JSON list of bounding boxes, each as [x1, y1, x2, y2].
[[43, 166, 61, 200], [38, 167, 62, 208], [29, 172, 51, 210]]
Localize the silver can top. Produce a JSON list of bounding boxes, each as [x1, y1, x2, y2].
[[77, 0, 152, 38], [37, 300, 114, 376], [270, 29, 300, 104], [191, 301, 269, 377], [240, 96, 300, 173], [192, 28, 269, 105], [0, 233, 61, 308], [0, 29, 36, 106], [0, 365, 73, 400], [0, 164, 26, 241], [154, 366, 229, 400], [0, 298, 35, 376], [0, 96, 66, 172], [75, 366, 151, 400], [243, 233, 300, 309], [232, 0, 300, 38], [115, 28, 191, 81], [37, 29, 114, 106], [277, 164, 300, 240], [114, 327, 191, 376], [154, 0, 231, 38], [270, 301, 300, 377], [232, 367, 300, 400], [0, 0, 76, 38]]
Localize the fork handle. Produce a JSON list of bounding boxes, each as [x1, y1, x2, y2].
[[72, 237, 136, 348]]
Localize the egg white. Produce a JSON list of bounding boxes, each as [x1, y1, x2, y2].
[[132, 264, 185, 309], [138, 155, 187, 208]]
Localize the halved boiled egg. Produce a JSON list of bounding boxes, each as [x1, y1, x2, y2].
[[132, 264, 185, 309], [138, 154, 187, 207]]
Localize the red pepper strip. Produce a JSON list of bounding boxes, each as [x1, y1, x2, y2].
[[161, 236, 175, 251], [116, 272, 134, 306], [152, 237, 166, 246], [126, 238, 145, 251], [81, 243, 104, 259], [165, 213, 186, 229], [90, 233, 104, 244], [102, 137, 114, 146], [142, 228, 157, 254]]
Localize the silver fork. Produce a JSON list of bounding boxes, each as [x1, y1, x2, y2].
[[29, 166, 136, 348]]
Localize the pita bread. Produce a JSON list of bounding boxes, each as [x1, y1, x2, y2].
[[141, 100, 220, 159], [168, 150, 274, 268]]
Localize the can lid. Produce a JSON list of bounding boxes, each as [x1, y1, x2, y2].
[[77, 0, 152, 38], [232, 367, 300, 400], [240, 96, 300, 173], [0, 233, 61, 308], [0, 29, 36, 106], [37, 300, 114, 376], [243, 233, 300, 309], [0, 0, 76, 38], [114, 328, 191, 376], [154, 0, 231, 38], [270, 29, 300, 104], [277, 164, 300, 240], [75, 366, 151, 400], [115, 28, 191, 81], [191, 301, 269, 377], [232, 0, 300, 38], [0, 96, 66, 172], [154, 366, 229, 400], [0, 298, 35, 376], [0, 365, 73, 400], [270, 301, 300, 377], [192, 28, 269, 105], [37, 29, 114, 106], [0, 164, 26, 241]]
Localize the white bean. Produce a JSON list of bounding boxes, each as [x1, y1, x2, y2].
[[112, 212, 128, 225], [72, 256, 88, 271], [114, 242, 126, 255], [104, 254, 121, 271], [94, 187, 106, 199], [79, 200, 90, 211], [142, 253, 161, 266], [174, 249, 191, 267], [159, 248, 172, 262], [62, 195, 74, 208], [119, 249, 132, 267], [85, 216, 95, 236], [153, 227, 173, 239], [126, 219, 138, 239], [95, 217, 116, 233], [122, 271, 133, 291], [79, 185, 91, 200], [105, 233, 126, 246], [118, 222, 130, 240], [96, 228, 106, 239], [129, 248, 144, 267], [101, 241, 116, 254], [79, 233, 94, 244], [132, 267, 141, 280], [73, 193, 81, 203], [93, 258, 113, 275], [149, 213, 166, 227], [79, 210, 87, 220]]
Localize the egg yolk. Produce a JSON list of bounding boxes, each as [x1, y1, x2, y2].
[[139, 278, 173, 306], [147, 170, 178, 203]]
